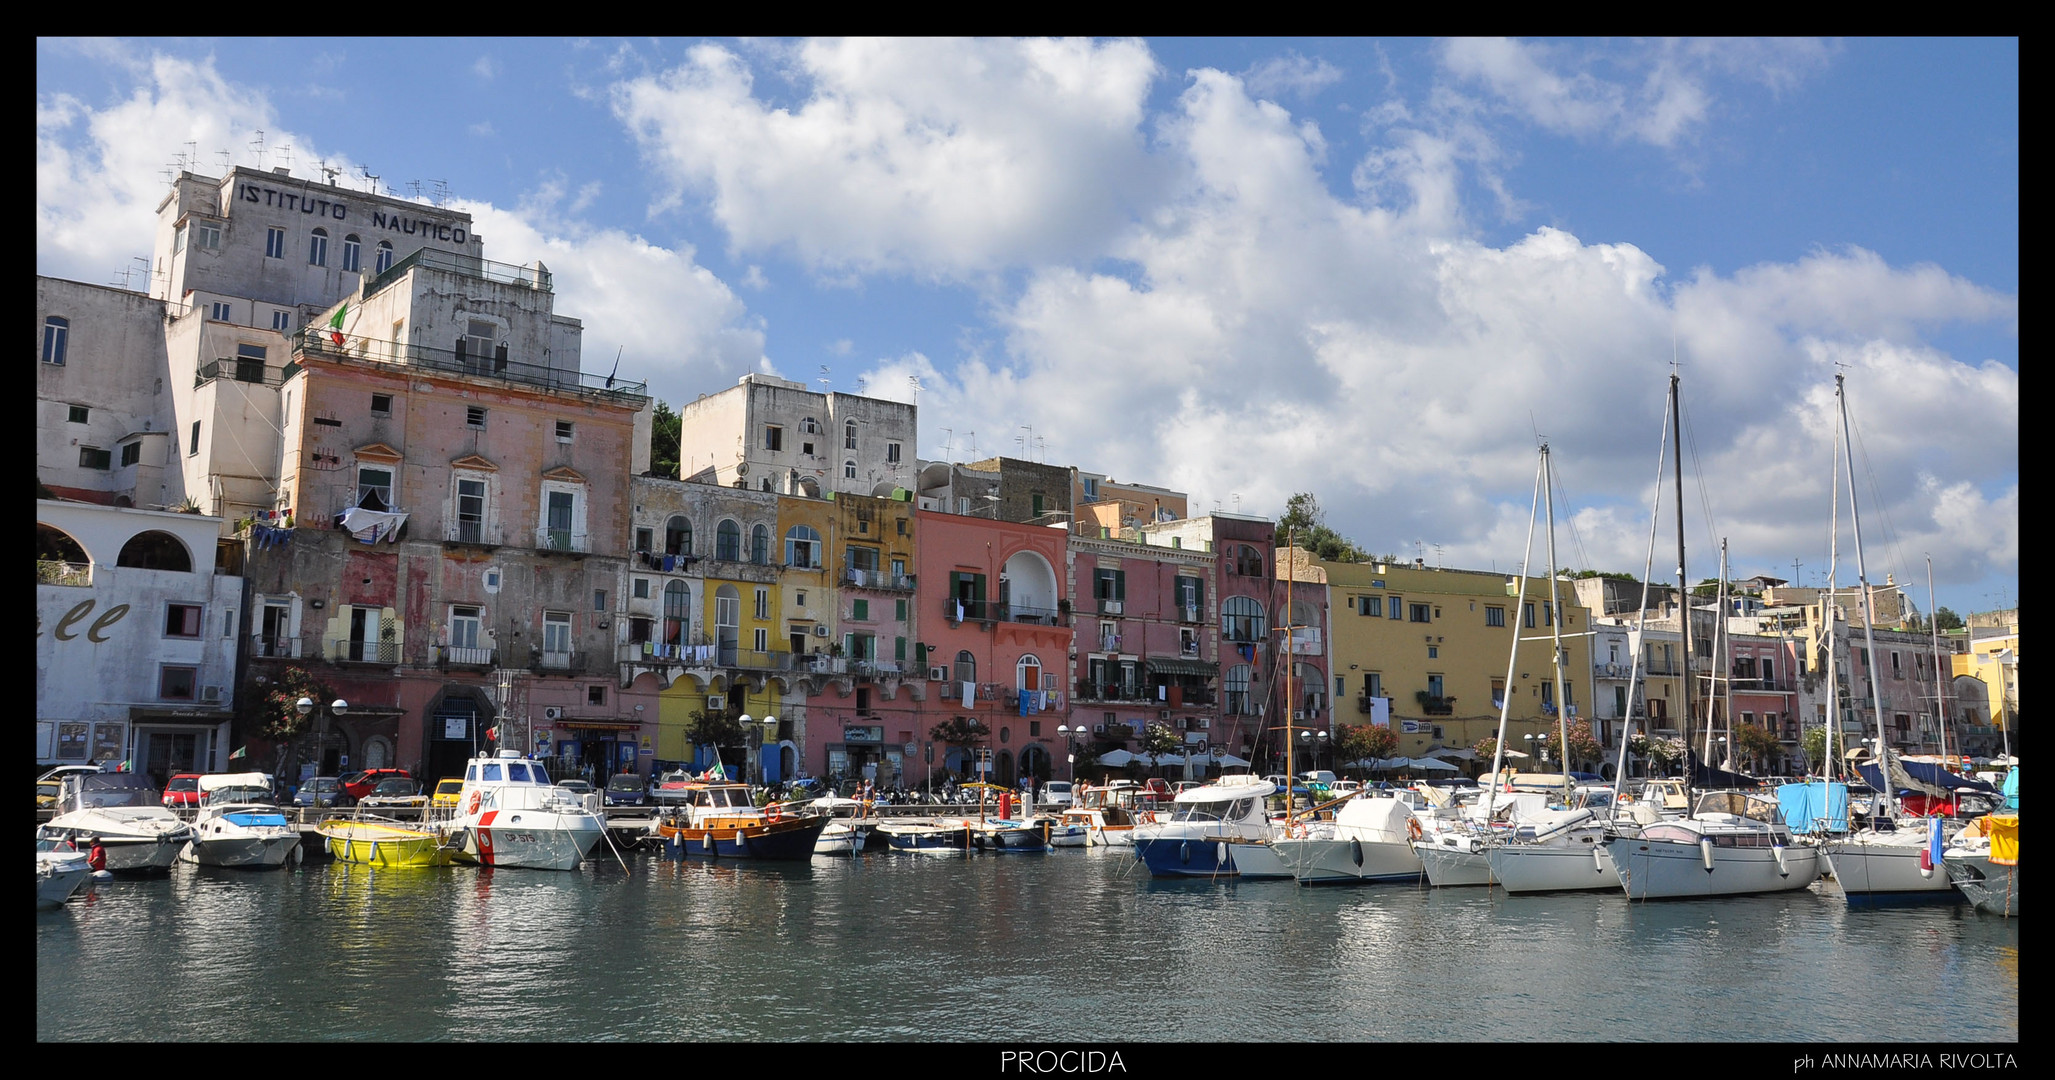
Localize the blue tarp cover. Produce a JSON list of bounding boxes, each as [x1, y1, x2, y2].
[[2002, 766, 2019, 810], [1777, 781, 1849, 834], [1857, 759, 2000, 797]]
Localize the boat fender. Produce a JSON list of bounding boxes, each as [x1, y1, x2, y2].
[[1772, 842, 1789, 877], [1180, 841, 1191, 865], [1593, 843, 1605, 874], [702, 831, 713, 851], [1216, 842, 1227, 866], [1351, 839, 1364, 868], [1407, 818, 1423, 842], [1700, 837, 1716, 874]]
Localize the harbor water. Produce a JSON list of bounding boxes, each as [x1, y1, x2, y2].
[[38, 845, 2018, 1043]]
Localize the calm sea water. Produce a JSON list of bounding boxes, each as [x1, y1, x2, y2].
[[37, 846, 2018, 1043]]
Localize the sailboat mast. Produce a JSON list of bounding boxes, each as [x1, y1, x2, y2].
[[1822, 408, 1843, 783], [1926, 555, 1952, 765], [1670, 373, 1695, 799], [1837, 375, 1892, 777], [1486, 451, 1546, 822], [1704, 539, 1730, 769], [1542, 444, 1571, 801], [1283, 524, 1295, 820]]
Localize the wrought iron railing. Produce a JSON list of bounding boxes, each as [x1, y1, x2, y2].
[[436, 645, 496, 669], [330, 639, 400, 664]]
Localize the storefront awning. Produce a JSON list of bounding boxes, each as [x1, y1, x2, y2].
[[1146, 658, 1218, 677], [559, 721, 639, 732]]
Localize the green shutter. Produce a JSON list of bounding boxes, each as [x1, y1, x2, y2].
[[896, 598, 908, 621], [853, 598, 869, 620], [895, 636, 906, 661]]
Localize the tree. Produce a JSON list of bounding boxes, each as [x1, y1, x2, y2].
[[1934, 606, 1964, 631], [686, 708, 746, 771], [1141, 721, 1182, 773], [650, 399, 682, 478], [234, 665, 336, 776], [928, 717, 992, 778], [1802, 726, 1830, 775], [1733, 722, 1783, 773], [1277, 492, 1370, 564], [1540, 719, 1605, 770], [1334, 724, 1397, 769]]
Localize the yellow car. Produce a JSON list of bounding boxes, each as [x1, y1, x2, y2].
[[432, 778, 465, 810], [37, 779, 64, 811]]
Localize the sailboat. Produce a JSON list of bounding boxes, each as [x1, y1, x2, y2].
[[1604, 373, 1820, 899], [1483, 443, 1624, 894]]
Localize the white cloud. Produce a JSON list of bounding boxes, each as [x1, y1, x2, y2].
[[610, 37, 1166, 278], [1243, 52, 1345, 101], [473, 55, 498, 80]]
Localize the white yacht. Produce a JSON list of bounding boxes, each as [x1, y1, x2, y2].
[[37, 772, 193, 875], [1604, 791, 1819, 900], [1272, 793, 1424, 885], [181, 773, 302, 869], [37, 842, 93, 908], [437, 751, 605, 870], [1131, 775, 1292, 880], [1828, 819, 1959, 903]]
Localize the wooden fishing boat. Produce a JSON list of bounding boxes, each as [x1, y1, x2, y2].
[[652, 781, 828, 860]]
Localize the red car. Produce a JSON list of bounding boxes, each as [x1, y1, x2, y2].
[[162, 773, 204, 808], [339, 768, 411, 803]]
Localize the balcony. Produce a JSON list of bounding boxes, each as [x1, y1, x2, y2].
[[998, 603, 1064, 626], [852, 659, 904, 679], [295, 326, 647, 404], [1178, 604, 1202, 624], [1415, 693, 1456, 717], [1356, 695, 1388, 714], [330, 640, 400, 665], [445, 521, 496, 546], [529, 649, 587, 674], [943, 597, 995, 623], [841, 568, 916, 591], [435, 645, 496, 671], [249, 634, 302, 660], [534, 527, 588, 554]]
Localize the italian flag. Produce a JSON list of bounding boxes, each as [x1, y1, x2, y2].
[[328, 303, 348, 347]]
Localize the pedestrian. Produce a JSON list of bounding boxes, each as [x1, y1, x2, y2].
[[87, 836, 107, 874]]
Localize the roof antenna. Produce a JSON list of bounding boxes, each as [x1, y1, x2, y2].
[[818, 365, 831, 390]]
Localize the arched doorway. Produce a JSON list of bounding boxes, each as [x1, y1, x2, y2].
[[1019, 745, 1052, 787]]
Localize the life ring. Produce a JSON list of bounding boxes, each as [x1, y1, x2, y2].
[[1407, 818, 1424, 842], [767, 805, 784, 823], [467, 790, 483, 816], [1287, 822, 1308, 839]]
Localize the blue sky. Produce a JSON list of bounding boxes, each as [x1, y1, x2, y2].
[[36, 38, 2017, 618]]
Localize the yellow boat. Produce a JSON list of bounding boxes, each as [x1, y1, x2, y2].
[[317, 818, 450, 868]]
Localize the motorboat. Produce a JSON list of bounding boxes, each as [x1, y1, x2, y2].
[[1132, 775, 1293, 880], [808, 796, 875, 855], [180, 773, 302, 869], [318, 818, 451, 868], [438, 751, 606, 870], [1945, 813, 2018, 917], [1029, 815, 1090, 848], [37, 771, 193, 875], [37, 841, 92, 908], [874, 819, 977, 855], [1059, 780, 1161, 846], [1604, 791, 1820, 900], [1273, 793, 1425, 886], [652, 780, 828, 860]]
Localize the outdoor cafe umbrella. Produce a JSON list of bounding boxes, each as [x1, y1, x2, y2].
[[1407, 756, 1460, 772], [1098, 749, 1138, 767]]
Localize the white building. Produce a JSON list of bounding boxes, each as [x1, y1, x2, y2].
[[36, 277, 176, 508], [674, 373, 917, 499], [36, 500, 241, 781]]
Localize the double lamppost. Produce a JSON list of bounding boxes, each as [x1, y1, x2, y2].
[[1056, 723, 1085, 783], [1298, 728, 1329, 774], [295, 696, 348, 803]]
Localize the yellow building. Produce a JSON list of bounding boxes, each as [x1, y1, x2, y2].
[[1952, 628, 2019, 753], [1321, 558, 1593, 766]]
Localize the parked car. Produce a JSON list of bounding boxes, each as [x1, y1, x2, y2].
[[604, 774, 648, 808], [162, 773, 205, 809], [358, 776, 427, 810], [39, 764, 102, 784], [650, 770, 696, 806], [339, 768, 411, 803], [293, 776, 344, 809], [431, 778, 466, 810], [1041, 780, 1074, 807], [557, 779, 594, 797], [37, 779, 65, 811]]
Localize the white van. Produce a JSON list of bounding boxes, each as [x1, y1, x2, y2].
[[1042, 780, 1074, 807]]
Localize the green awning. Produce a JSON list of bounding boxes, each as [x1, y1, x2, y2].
[[1146, 658, 1218, 677]]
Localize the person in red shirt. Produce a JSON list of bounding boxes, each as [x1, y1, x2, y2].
[[86, 836, 107, 873]]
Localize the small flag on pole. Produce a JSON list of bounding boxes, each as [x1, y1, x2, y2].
[[328, 303, 349, 347]]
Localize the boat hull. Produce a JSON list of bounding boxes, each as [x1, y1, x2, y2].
[[1273, 836, 1423, 885], [1484, 839, 1622, 894], [1946, 853, 2018, 916], [321, 823, 450, 869], [1830, 832, 1959, 904], [1606, 836, 1820, 900], [39, 815, 190, 876], [37, 852, 91, 908], [1133, 835, 1292, 879], [184, 834, 301, 869], [814, 822, 869, 855], [1415, 839, 1495, 887], [658, 814, 828, 861]]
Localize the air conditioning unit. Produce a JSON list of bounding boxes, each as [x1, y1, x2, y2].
[[814, 625, 829, 637], [543, 706, 564, 720], [938, 683, 954, 700], [1093, 723, 1107, 734], [1159, 709, 1172, 721], [929, 666, 949, 681], [200, 686, 222, 702], [706, 694, 725, 712], [1195, 718, 1210, 730], [1292, 710, 1308, 721]]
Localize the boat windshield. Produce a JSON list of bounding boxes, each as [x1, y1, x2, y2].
[[529, 763, 550, 785], [1170, 802, 1226, 823], [483, 764, 502, 781], [211, 786, 274, 805], [75, 773, 160, 808], [507, 762, 532, 783]]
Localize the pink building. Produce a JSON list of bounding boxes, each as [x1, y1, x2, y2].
[[905, 508, 1072, 788]]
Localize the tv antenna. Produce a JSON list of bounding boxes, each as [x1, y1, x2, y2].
[[908, 375, 921, 406], [249, 130, 267, 170], [358, 165, 380, 194], [940, 429, 954, 462], [818, 365, 832, 390]]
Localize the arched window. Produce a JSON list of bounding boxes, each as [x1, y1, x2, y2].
[[665, 514, 692, 556], [1232, 544, 1264, 576], [715, 519, 742, 561], [42, 316, 69, 365], [784, 525, 821, 568], [1221, 595, 1266, 643], [954, 650, 977, 684], [750, 524, 770, 564], [308, 227, 329, 267], [1224, 664, 1253, 715], [115, 530, 193, 572], [845, 420, 858, 450], [844, 459, 857, 479], [663, 580, 690, 645], [341, 234, 362, 273], [374, 240, 395, 274], [1016, 654, 1042, 691]]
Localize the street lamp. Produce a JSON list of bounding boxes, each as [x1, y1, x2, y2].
[[1299, 729, 1329, 774], [1525, 732, 1544, 766], [1057, 723, 1083, 783], [295, 696, 348, 801]]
